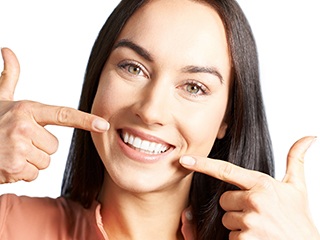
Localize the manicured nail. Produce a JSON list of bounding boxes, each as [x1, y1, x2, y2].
[[93, 119, 110, 131], [180, 156, 196, 166]]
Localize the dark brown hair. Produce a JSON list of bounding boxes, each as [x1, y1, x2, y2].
[[61, 1, 274, 239]]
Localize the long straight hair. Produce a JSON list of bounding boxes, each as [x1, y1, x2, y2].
[[61, 0, 274, 239]]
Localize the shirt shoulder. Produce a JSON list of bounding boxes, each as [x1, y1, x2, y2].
[[0, 193, 106, 240]]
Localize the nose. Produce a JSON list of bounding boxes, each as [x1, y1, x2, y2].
[[132, 82, 172, 126]]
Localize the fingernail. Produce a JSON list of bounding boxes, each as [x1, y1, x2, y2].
[[93, 119, 110, 131], [180, 156, 196, 166], [306, 136, 317, 150], [185, 210, 193, 221]]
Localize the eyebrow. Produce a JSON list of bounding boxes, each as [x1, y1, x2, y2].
[[182, 66, 224, 84], [113, 39, 154, 62], [113, 39, 224, 84]]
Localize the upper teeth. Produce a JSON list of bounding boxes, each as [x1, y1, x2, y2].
[[122, 131, 169, 154]]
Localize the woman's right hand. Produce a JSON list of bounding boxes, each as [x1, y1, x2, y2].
[[0, 48, 109, 184]]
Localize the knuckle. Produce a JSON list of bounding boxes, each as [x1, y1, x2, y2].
[[221, 212, 230, 227], [24, 169, 39, 182], [4, 157, 26, 176], [5, 102, 35, 137], [46, 136, 59, 155], [80, 112, 90, 125], [1, 69, 7, 77], [245, 192, 263, 211], [44, 155, 51, 168], [218, 162, 234, 181], [10, 100, 32, 114], [241, 213, 257, 229], [199, 157, 210, 172], [1, 143, 29, 176], [257, 174, 273, 190], [74, 111, 92, 130], [219, 191, 229, 209], [13, 141, 29, 155], [37, 154, 51, 170], [49, 143, 59, 155], [56, 107, 72, 125], [287, 150, 304, 164], [9, 119, 32, 137]]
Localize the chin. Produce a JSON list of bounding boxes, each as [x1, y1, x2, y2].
[[102, 162, 193, 196]]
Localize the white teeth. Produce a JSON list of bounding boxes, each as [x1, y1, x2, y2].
[[148, 142, 156, 152], [140, 140, 150, 151], [154, 143, 162, 153], [128, 134, 134, 145], [123, 132, 129, 143], [121, 131, 169, 154], [132, 137, 142, 148]]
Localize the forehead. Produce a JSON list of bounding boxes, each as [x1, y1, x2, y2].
[[116, 0, 230, 75]]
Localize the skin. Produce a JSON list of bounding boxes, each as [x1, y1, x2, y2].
[[180, 137, 320, 239], [0, 1, 319, 240], [92, 1, 230, 238], [0, 48, 109, 183]]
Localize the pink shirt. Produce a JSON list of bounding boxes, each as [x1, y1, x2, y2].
[[0, 194, 195, 240]]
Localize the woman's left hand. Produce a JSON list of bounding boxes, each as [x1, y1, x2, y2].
[[180, 136, 320, 240]]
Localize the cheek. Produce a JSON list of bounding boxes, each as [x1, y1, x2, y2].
[[180, 101, 227, 157], [91, 76, 127, 167], [91, 76, 124, 119], [183, 116, 217, 156]]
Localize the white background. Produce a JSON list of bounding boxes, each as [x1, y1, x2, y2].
[[1, 0, 319, 230]]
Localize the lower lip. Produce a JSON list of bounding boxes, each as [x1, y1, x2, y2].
[[117, 133, 174, 163]]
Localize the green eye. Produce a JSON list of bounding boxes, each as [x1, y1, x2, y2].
[[187, 84, 201, 94], [128, 65, 142, 75], [182, 80, 209, 97]]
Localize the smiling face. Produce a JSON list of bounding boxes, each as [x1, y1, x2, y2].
[[91, 0, 232, 194]]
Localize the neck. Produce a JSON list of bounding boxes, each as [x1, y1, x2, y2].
[[98, 174, 193, 240]]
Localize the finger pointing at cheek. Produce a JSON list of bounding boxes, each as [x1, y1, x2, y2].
[[179, 155, 263, 190], [30, 103, 110, 133], [179, 136, 316, 191], [0, 48, 110, 184], [179, 137, 320, 239]]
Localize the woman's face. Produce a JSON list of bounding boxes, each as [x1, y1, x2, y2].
[[91, 0, 232, 193]]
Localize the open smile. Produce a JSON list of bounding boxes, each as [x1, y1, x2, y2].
[[119, 129, 174, 156]]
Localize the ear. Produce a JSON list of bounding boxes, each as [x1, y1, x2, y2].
[[217, 121, 228, 139]]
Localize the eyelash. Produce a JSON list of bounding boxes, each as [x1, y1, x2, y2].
[[118, 60, 149, 78], [182, 80, 210, 96], [117, 60, 209, 97]]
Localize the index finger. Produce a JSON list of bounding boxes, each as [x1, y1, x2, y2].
[[180, 156, 265, 190], [31, 103, 109, 132]]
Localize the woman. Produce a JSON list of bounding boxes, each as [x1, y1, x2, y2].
[[0, 0, 319, 239]]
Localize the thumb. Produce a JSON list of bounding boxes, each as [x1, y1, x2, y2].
[[283, 136, 317, 188], [0, 47, 20, 100]]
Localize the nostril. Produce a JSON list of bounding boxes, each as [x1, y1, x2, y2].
[[130, 84, 172, 126], [133, 100, 169, 126]]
